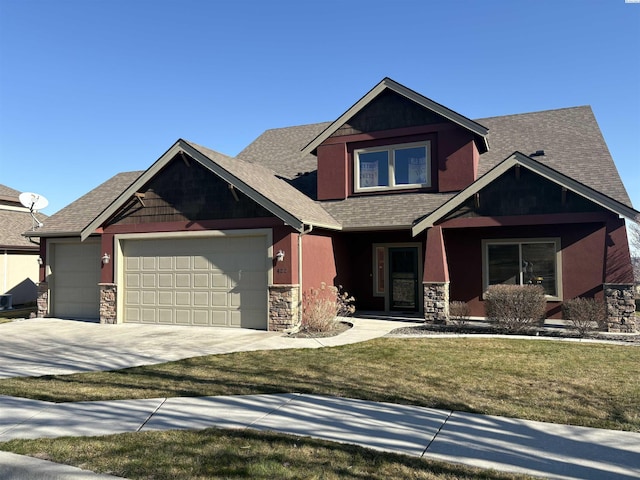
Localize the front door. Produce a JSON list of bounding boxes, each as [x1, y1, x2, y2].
[[389, 247, 419, 311]]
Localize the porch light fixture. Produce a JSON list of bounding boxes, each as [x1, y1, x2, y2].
[[276, 250, 285, 262], [37, 257, 43, 265], [101, 253, 111, 264]]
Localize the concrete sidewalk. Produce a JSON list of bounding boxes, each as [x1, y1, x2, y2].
[[1, 393, 639, 480]]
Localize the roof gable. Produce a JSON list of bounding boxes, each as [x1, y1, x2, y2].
[[105, 156, 275, 226], [79, 139, 340, 240], [477, 106, 632, 207], [301, 77, 489, 156], [412, 152, 639, 236]]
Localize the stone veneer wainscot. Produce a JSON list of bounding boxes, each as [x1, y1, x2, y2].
[[424, 282, 449, 324], [268, 285, 300, 331]]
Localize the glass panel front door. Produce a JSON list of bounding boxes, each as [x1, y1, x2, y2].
[[389, 247, 419, 311]]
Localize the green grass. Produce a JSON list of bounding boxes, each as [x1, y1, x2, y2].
[[1, 337, 638, 431], [1, 337, 636, 479], [1, 428, 534, 480]]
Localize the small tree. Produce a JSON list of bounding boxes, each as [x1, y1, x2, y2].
[[484, 285, 546, 334]]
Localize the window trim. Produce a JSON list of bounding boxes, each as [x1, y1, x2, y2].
[[481, 238, 562, 301], [354, 141, 431, 192]]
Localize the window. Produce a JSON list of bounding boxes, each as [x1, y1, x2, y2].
[[355, 142, 430, 192], [482, 238, 561, 299]]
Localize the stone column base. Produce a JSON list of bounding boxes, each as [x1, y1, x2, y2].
[[604, 283, 637, 333], [269, 285, 300, 331], [424, 282, 449, 324], [37, 282, 49, 318], [99, 283, 117, 324]]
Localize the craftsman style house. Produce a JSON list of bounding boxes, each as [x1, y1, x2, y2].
[[28, 78, 638, 331]]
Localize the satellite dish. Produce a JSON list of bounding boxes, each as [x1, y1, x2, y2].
[[19, 192, 49, 212], [19, 192, 48, 230]]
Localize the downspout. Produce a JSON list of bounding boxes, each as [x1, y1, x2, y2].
[[2, 249, 6, 294], [298, 225, 313, 324]]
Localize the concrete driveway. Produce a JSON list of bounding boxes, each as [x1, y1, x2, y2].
[[0, 317, 419, 378]]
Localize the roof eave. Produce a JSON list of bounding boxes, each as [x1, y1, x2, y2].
[[80, 140, 335, 239], [411, 152, 640, 236], [341, 224, 413, 232], [301, 77, 489, 156]]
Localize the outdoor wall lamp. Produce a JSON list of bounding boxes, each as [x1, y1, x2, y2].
[[101, 253, 111, 264], [276, 250, 285, 262], [37, 257, 43, 265]]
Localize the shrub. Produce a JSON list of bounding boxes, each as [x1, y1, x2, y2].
[[563, 297, 607, 336], [301, 284, 355, 333], [448, 301, 471, 329], [484, 285, 546, 333]]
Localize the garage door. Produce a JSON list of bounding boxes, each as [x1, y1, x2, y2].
[[51, 240, 101, 320], [122, 235, 268, 329]]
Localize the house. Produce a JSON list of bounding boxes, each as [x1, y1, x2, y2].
[[27, 78, 639, 332], [0, 184, 44, 308]]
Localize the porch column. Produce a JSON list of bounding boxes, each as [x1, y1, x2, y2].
[[423, 226, 450, 324], [99, 283, 117, 324], [36, 282, 49, 318], [604, 283, 637, 333], [269, 227, 301, 332]]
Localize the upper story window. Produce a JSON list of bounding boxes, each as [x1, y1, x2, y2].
[[354, 141, 431, 192]]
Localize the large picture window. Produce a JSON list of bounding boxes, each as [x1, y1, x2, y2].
[[482, 238, 561, 299], [355, 142, 430, 192]]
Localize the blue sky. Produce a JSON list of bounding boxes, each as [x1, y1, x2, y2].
[[1, 0, 638, 216]]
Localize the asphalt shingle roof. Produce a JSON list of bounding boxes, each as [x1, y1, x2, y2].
[[238, 105, 633, 229], [0, 184, 21, 199], [33, 104, 634, 236], [187, 141, 340, 229], [476, 106, 631, 207], [237, 122, 330, 181], [0, 210, 40, 249], [33, 171, 143, 236], [0, 184, 44, 249]]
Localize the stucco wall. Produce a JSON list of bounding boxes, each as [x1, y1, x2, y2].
[[0, 250, 39, 305], [445, 220, 627, 319], [302, 232, 338, 291]]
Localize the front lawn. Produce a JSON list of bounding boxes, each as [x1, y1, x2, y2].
[[1, 428, 533, 480], [1, 337, 638, 432]]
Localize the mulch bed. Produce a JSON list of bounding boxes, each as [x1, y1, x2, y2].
[[389, 322, 640, 344], [287, 321, 353, 338]]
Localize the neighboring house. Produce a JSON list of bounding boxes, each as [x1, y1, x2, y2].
[[0, 184, 44, 307], [27, 78, 638, 331]]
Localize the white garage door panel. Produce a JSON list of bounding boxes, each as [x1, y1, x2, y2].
[[123, 235, 268, 329], [52, 241, 101, 320]]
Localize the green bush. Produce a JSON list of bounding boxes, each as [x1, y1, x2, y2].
[[563, 297, 607, 336], [484, 285, 546, 333]]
